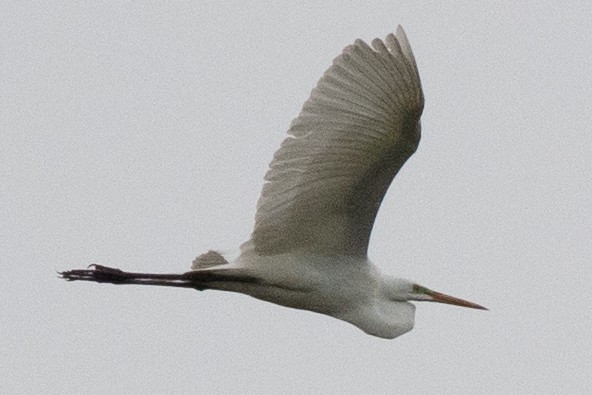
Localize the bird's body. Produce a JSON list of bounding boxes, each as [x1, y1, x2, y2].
[[193, 252, 415, 339], [62, 26, 486, 339]]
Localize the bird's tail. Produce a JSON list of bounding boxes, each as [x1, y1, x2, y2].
[[191, 250, 229, 269]]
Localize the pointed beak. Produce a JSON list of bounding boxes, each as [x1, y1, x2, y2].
[[428, 290, 488, 310]]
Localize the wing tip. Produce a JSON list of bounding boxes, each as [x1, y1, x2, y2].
[[395, 25, 407, 39]]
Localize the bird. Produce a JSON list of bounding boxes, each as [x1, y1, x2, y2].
[[61, 26, 486, 339]]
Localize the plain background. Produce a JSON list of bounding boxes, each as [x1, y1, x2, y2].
[[3, 1, 591, 393]]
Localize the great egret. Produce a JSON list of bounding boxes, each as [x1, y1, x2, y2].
[[61, 26, 486, 339]]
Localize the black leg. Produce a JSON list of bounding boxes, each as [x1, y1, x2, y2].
[[60, 264, 196, 288], [59, 264, 262, 289]]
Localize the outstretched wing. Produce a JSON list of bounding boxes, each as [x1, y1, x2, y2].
[[244, 26, 424, 257]]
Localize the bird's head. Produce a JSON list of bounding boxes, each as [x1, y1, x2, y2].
[[387, 278, 487, 310]]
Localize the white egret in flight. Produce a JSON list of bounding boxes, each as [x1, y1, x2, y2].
[[61, 26, 486, 339]]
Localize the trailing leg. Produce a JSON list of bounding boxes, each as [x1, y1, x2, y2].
[[60, 264, 261, 290]]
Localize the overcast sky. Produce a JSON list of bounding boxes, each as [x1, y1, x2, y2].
[[3, 1, 591, 393]]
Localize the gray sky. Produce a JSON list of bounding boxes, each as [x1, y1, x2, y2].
[[3, 1, 591, 393]]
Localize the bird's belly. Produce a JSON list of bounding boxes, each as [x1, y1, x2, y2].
[[234, 253, 379, 316]]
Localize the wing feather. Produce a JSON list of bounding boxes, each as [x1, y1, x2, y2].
[[243, 26, 424, 257]]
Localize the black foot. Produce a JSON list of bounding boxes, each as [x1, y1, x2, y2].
[[60, 264, 131, 284]]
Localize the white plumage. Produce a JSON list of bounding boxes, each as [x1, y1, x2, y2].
[[248, 27, 423, 257], [62, 26, 486, 339]]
